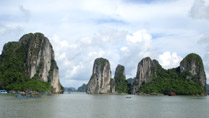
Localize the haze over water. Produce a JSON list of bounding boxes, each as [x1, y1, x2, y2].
[[0, 92, 209, 118]]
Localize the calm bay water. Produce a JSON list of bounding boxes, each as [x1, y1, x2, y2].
[[0, 92, 209, 118]]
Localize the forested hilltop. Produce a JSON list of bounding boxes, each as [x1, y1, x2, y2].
[[0, 33, 64, 93], [136, 54, 206, 95]]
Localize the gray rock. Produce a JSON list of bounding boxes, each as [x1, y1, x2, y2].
[[19, 33, 63, 93], [132, 57, 157, 94], [110, 79, 116, 93], [87, 58, 111, 94], [180, 53, 207, 95]]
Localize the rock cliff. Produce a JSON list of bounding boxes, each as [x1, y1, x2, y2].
[[114, 64, 128, 93], [132, 57, 157, 94], [0, 33, 63, 93], [110, 78, 116, 93], [180, 53, 206, 95], [87, 58, 111, 94], [86, 53, 206, 95], [132, 53, 206, 95]]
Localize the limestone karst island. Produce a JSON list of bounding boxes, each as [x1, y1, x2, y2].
[[87, 54, 207, 96], [0, 32, 207, 96], [0, 33, 64, 94]]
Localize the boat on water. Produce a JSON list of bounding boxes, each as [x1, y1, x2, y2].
[[0, 90, 7, 94], [169, 92, 176, 96], [15, 94, 41, 98]]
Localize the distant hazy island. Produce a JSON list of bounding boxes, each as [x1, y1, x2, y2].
[[0, 33, 64, 93], [87, 53, 207, 96], [66, 84, 87, 92]]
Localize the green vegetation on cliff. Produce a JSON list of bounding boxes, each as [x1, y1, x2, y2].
[[94, 58, 109, 72], [114, 65, 129, 93], [138, 54, 204, 95], [0, 33, 59, 92], [77, 84, 87, 92], [140, 75, 202, 95], [6, 79, 53, 91], [127, 77, 136, 85], [181, 53, 204, 69], [0, 42, 28, 90]]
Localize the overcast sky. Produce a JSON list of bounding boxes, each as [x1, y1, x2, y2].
[[0, 0, 209, 88]]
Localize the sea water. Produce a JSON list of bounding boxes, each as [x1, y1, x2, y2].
[[0, 92, 208, 118]]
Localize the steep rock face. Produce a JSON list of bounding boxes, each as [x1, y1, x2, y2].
[[0, 33, 63, 93], [132, 57, 157, 94], [110, 79, 116, 93], [114, 64, 128, 93], [180, 53, 206, 95], [87, 58, 111, 94], [19, 33, 53, 81]]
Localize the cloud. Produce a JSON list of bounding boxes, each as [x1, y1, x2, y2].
[[123, 0, 175, 4], [61, 79, 87, 88], [204, 54, 209, 79], [158, 51, 182, 69], [19, 5, 30, 22], [95, 17, 127, 25], [0, 24, 24, 54], [204, 53, 209, 82], [119, 30, 158, 78], [49, 29, 156, 87], [49, 29, 126, 87], [198, 34, 209, 46], [189, 0, 209, 19], [198, 34, 209, 81], [1, 0, 209, 87], [126, 29, 152, 49], [120, 47, 128, 51]]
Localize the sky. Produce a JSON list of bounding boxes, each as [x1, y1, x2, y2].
[[0, 0, 209, 88]]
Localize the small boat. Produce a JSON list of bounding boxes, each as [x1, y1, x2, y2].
[[169, 92, 176, 96], [126, 96, 132, 98], [0, 90, 7, 94]]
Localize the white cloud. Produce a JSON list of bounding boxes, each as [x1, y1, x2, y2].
[[159, 51, 182, 69], [1, 0, 209, 87], [189, 0, 209, 19], [80, 37, 92, 45], [0, 24, 24, 54], [126, 30, 152, 52], [120, 47, 128, 52], [119, 30, 156, 78], [203, 52, 209, 82], [198, 34, 209, 83], [49, 29, 126, 87], [48, 29, 155, 87], [126, 29, 152, 45], [206, 72, 209, 83]]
